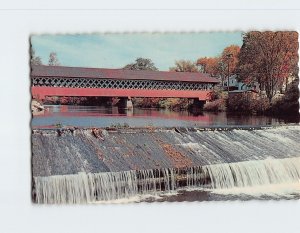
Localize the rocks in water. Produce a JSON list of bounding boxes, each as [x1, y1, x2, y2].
[[174, 127, 188, 134], [91, 128, 106, 140], [31, 99, 44, 115], [56, 129, 63, 137]]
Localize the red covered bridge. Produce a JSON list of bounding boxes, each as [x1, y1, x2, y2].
[[31, 65, 219, 108]]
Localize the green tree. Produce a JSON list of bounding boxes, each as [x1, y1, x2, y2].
[[123, 58, 158, 71], [123, 58, 159, 108]]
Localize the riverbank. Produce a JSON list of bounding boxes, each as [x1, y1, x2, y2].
[[204, 79, 299, 116]]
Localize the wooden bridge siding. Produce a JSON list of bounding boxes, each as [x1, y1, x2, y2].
[[31, 86, 211, 100]]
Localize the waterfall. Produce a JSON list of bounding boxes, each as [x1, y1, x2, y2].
[[33, 156, 300, 204], [34, 168, 178, 204], [202, 157, 300, 189]]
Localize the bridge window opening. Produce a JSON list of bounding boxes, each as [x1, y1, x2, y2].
[[32, 76, 215, 91]]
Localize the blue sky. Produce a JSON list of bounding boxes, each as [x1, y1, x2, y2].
[[31, 32, 243, 71]]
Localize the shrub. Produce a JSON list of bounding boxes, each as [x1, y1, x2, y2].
[[159, 98, 189, 110], [207, 87, 224, 101], [269, 79, 299, 115], [204, 99, 226, 112], [227, 92, 270, 114], [133, 98, 190, 110], [132, 98, 161, 108]]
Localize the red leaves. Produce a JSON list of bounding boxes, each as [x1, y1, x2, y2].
[[237, 31, 299, 101], [196, 57, 220, 75], [197, 45, 241, 83]]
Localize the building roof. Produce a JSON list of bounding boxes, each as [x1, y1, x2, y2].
[[31, 65, 220, 83]]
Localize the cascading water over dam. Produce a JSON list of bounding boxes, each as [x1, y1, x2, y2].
[[33, 157, 300, 203], [32, 126, 300, 203]]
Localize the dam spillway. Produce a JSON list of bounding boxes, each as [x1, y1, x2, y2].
[[32, 126, 300, 203]]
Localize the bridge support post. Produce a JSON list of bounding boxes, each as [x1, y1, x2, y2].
[[106, 97, 113, 107], [118, 97, 133, 110], [190, 98, 206, 112]]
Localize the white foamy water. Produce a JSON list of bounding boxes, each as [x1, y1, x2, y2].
[[91, 192, 178, 204], [202, 157, 300, 189], [34, 168, 179, 204], [92, 182, 300, 203], [34, 156, 300, 203], [210, 182, 300, 198]]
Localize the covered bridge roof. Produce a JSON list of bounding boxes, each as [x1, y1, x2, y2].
[[31, 65, 219, 83]]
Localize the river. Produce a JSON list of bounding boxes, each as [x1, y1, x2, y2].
[[31, 105, 300, 203], [31, 105, 299, 128]]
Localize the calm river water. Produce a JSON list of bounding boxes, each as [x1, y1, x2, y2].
[[32, 105, 299, 128]]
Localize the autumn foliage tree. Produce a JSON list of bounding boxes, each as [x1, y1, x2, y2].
[[220, 45, 240, 74], [220, 45, 240, 87], [169, 60, 199, 72], [196, 57, 220, 75], [196, 45, 240, 85], [237, 31, 299, 102]]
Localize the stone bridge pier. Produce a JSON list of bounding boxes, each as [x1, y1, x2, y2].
[[117, 97, 133, 110], [190, 98, 206, 112]]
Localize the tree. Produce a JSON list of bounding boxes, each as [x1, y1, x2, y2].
[[48, 52, 61, 66], [220, 45, 240, 89], [197, 56, 225, 83], [196, 57, 220, 75], [270, 78, 299, 115], [215, 60, 228, 86], [220, 45, 240, 74], [123, 57, 158, 71], [196, 45, 240, 85], [169, 60, 199, 72], [123, 58, 158, 108], [31, 48, 43, 65], [237, 31, 298, 102]]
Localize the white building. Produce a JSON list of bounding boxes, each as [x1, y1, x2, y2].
[[223, 74, 258, 91]]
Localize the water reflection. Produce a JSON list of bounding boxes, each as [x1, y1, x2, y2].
[[32, 105, 299, 128]]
